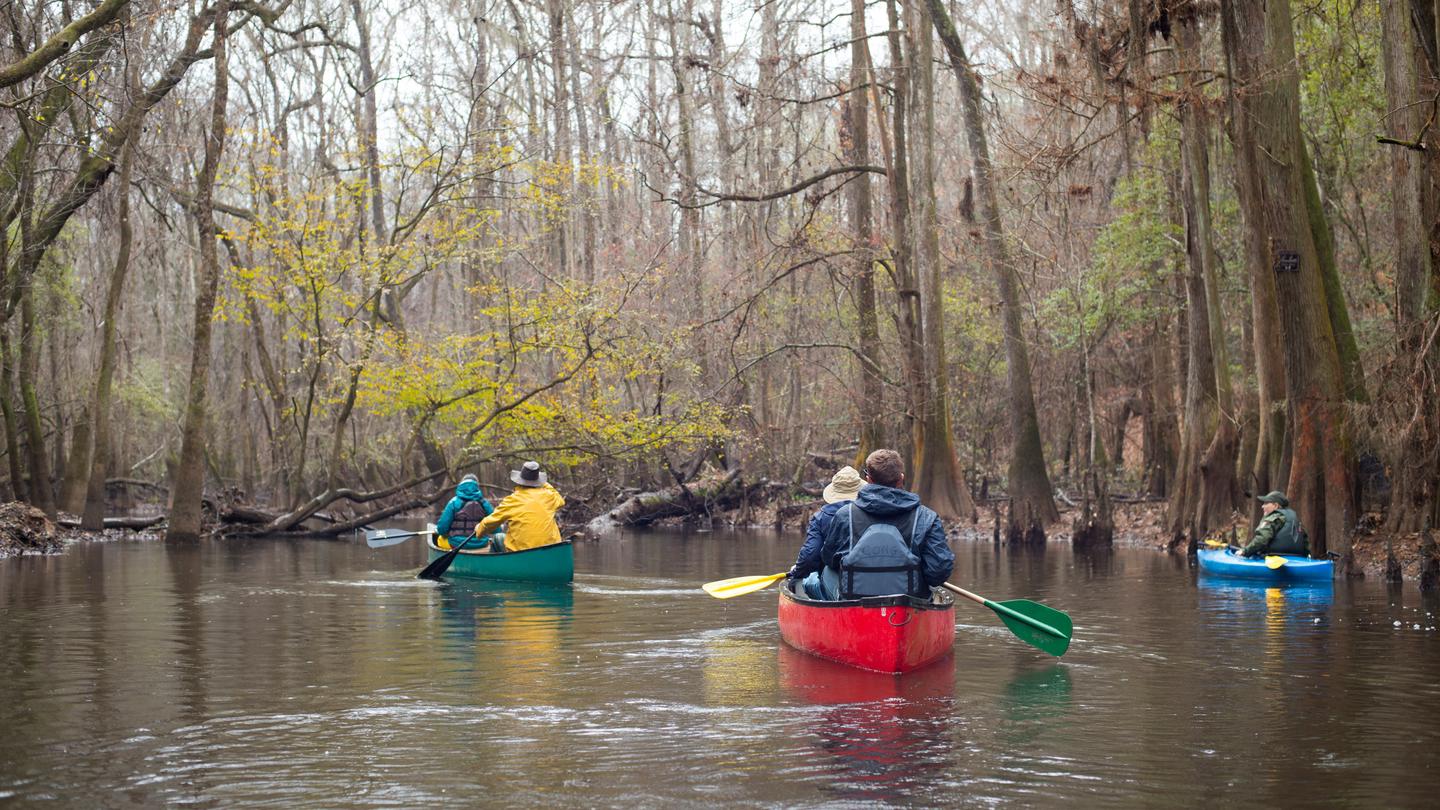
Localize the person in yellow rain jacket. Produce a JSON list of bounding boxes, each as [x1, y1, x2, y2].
[[472, 461, 566, 551]]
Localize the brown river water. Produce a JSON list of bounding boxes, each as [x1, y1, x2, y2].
[[2, 528, 1439, 807]]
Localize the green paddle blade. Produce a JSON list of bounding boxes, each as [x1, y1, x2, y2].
[[985, 598, 1073, 658], [702, 572, 787, 599]]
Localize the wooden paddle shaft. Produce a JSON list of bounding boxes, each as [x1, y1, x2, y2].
[[941, 582, 987, 606]]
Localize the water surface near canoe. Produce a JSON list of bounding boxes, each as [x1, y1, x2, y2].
[[3, 529, 1439, 807]]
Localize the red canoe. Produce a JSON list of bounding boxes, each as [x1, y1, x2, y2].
[[777, 580, 955, 673]]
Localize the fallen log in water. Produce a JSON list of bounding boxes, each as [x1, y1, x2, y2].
[[216, 487, 449, 538], [56, 514, 165, 531], [588, 468, 770, 531]]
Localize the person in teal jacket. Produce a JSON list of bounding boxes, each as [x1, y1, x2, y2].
[[1241, 491, 1308, 557], [436, 474, 494, 550]]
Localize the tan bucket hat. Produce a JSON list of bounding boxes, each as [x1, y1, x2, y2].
[[822, 466, 864, 504]]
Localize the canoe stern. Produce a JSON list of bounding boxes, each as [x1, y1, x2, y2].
[[425, 538, 574, 584], [777, 584, 955, 673]]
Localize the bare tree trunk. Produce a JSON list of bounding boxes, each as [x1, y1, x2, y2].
[[701, 0, 735, 275], [57, 403, 92, 514], [548, 0, 573, 279], [883, 0, 924, 459], [1143, 317, 1180, 497], [565, 9, 596, 283], [909, 1, 974, 520], [1381, 0, 1440, 534], [0, 324, 23, 501], [1167, 10, 1238, 545], [667, 0, 706, 384], [926, 0, 1057, 538], [1221, 0, 1354, 566], [168, 0, 232, 542], [18, 290, 54, 516], [1301, 142, 1366, 404], [849, 0, 883, 461], [81, 138, 137, 530], [1219, 2, 1287, 505], [350, 0, 386, 245]]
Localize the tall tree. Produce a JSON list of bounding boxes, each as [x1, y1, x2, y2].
[[1379, 0, 1440, 534], [168, 0, 233, 542], [81, 139, 136, 530], [926, 0, 1057, 539], [1167, 6, 1238, 545], [849, 0, 883, 461], [909, 0, 975, 520], [1220, 0, 1354, 564]]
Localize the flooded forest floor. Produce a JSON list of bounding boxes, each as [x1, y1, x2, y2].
[[1, 485, 1432, 582]]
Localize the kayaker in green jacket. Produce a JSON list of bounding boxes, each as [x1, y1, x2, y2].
[[1241, 491, 1309, 557]]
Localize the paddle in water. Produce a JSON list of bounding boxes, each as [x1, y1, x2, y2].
[[705, 573, 1072, 655], [702, 572, 788, 599], [417, 533, 476, 580], [941, 583, 1072, 658]]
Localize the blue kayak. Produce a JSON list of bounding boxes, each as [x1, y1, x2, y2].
[[1197, 548, 1333, 582]]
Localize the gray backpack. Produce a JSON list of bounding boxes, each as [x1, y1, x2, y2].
[[838, 505, 933, 598]]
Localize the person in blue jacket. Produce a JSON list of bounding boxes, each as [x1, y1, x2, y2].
[[788, 465, 863, 599], [435, 474, 494, 550], [812, 449, 954, 600]]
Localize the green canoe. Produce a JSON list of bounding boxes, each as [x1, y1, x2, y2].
[[423, 534, 574, 584]]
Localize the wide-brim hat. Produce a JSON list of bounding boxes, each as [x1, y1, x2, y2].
[[510, 461, 548, 487], [822, 465, 863, 503], [1257, 490, 1289, 507]]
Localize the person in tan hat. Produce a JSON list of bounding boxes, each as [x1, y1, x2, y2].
[[787, 466, 863, 598], [469, 461, 566, 552]]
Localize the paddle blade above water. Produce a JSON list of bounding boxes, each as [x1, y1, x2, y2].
[[702, 572, 787, 599], [364, 529, 419, 549], [1265, 556, 1287, 570], [418, 535, 471, 581], [987, 598, 1073, 658]]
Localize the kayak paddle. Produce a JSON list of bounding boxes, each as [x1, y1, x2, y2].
[[941, 583, 1072, 658], [1203, 538, 1287, 568], [417, 533, 476, 581], [364, 528, 426, 548], [702, 572, 788, 599]]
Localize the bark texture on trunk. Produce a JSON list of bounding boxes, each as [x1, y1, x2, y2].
[[849, 0, 884, 462], [1380, 0, 1440, 534], [1221, 0, 1355, 566], [168, 0, 232, 542], [907, 1, 975, 521], [926, 0, 1056, 538], [82, 139, 136, 529], [1167, 11, 1238, 547]]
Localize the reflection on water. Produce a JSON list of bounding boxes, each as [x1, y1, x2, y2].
[[3, 531, 1440, 806], [701, 636, 776, 706], [1000, 664, 1073, 721], [996, 663, 1074, 755], [1197, 576, 1335, 627], [779, 646, 957, 804]]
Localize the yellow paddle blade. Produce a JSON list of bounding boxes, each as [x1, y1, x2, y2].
[[702, 572, 787, 599], [1265, 556, 1287, 570], [1203, 538, 1229, 548]]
